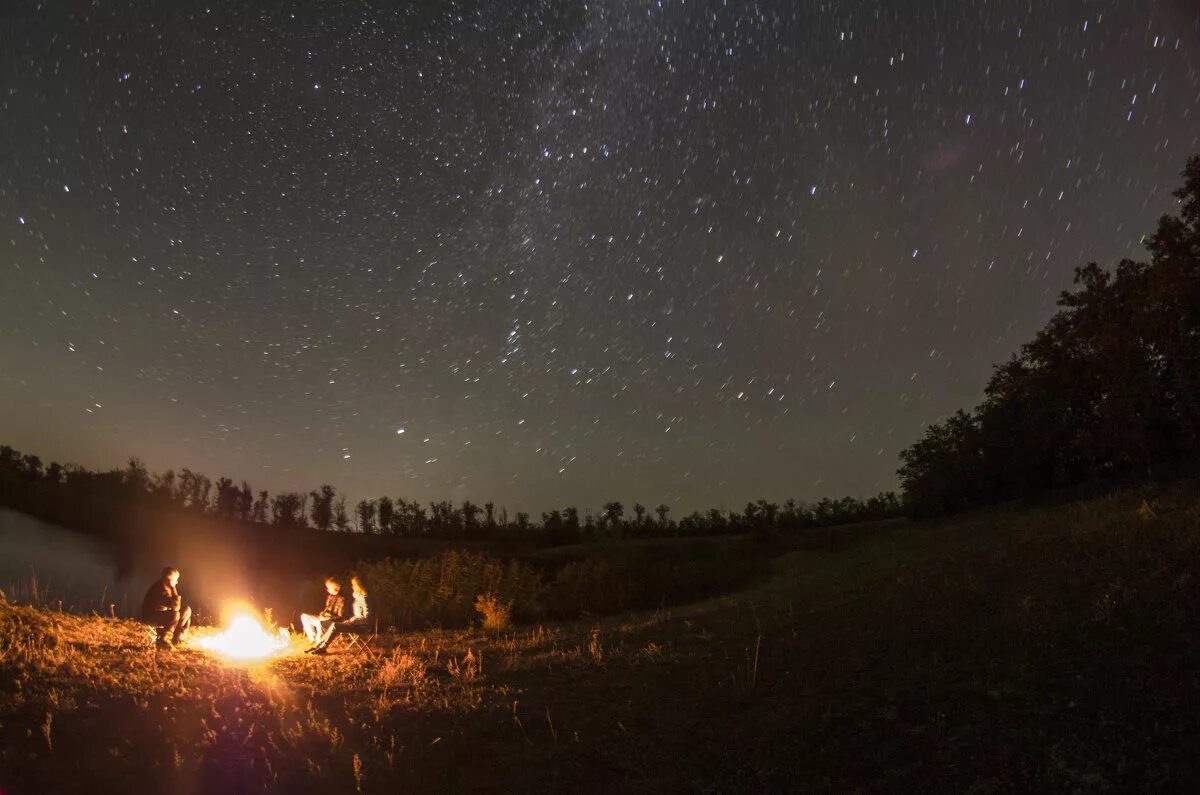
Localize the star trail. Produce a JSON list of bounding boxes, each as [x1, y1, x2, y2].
[[2, 1, 1198, 514]]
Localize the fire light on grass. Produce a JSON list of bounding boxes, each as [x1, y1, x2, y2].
[[194, 610, 293, 661]]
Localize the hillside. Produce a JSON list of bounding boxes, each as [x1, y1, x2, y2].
[[3, 483, 1199, 792]]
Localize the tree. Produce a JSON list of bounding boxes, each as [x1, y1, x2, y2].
[[252, 490, 270, 524], [1144, 154, 1200, 449], [270, 492, 305, 528], [19, 454, 42, 479], [309, 485, 336, 531], [542, 509, 563, 541], [153, 469, 180, 507], [378, 496, 395, 535], [124, 458, 150, 496], [333, 496, 350, 532], [426, 500, 459, 536], [562, 506, 580, 536], [393, 499, 427, 537], [355, 499, 378, 534], [238, 482, 254, 520], [214, 477, 240, 518], [897, 154, 1200, 516], [179, 469, 212, 513], [461, 500, 481, 536], [602, 501, 624, 536]]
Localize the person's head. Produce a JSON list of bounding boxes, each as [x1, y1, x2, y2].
[[325, 577, 341, 595], [350, 575, 366, 597], [162, 566, 180, 587]]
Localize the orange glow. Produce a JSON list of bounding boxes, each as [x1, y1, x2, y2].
[[194, 610, 293, 661]]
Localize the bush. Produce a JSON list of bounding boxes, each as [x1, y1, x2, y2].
[[356, 551, 543, 630], [474, 593, 513, 633], [358, 541, 776, 629]]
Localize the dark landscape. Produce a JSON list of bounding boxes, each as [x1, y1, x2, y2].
[[3, 2, 1200, 792], [4, 484, 1200, 792]]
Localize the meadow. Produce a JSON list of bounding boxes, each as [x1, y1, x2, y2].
[[3, 482, 1200, 792]]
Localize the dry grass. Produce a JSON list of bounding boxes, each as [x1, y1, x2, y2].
[[4, 482, 1200, 790], [474, 593, 513, 634]]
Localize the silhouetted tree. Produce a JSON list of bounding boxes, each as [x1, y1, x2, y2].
[[124, 458, 150, 496], [461, 500, 481, 536], [270, 492, 305, 528], [153, 469, 179, 507], [238, 482, 253, 520], [251, 490, 270, 524], [602, 501, 624, 537], [214, 477, 240, 518], [309, 484, 336, 532], [333, 496, 350, 532], [562, 506, 581, 536], [355, 499, 377, 534], [378, 496, 395, 535], [898, 154, 1200, 516]]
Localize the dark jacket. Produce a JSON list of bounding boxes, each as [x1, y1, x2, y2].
[[319, 592, 346, 620], [141, 579, 181, 621]]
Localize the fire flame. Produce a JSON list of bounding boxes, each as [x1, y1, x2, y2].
[[194, 611, 292, 661]]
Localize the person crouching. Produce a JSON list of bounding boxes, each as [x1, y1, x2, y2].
[[142, 566, 191, 650]]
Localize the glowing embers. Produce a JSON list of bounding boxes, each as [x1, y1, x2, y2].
[[194, 610, 292, 661]]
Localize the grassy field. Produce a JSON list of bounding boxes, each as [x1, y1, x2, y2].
[[3, 484, 1200, 793]]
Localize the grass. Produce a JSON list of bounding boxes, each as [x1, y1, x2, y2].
[[4, 482, 1200, 791]]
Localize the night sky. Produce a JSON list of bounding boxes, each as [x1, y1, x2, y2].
[[2, 2, 1198, 516]]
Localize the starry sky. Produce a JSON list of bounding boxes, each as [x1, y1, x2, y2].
[[2, 1, 1198, 516]]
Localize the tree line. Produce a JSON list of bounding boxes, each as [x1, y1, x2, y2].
[[0, 444, 902, 546], [898, 155, 1200, 517]]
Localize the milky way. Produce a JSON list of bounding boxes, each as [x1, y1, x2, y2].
[[2, 1, 1198, 515]]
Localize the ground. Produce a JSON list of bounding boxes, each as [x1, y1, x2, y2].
[[3, 484, 1200, 793]]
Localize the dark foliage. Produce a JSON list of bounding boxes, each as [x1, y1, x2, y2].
[[0, 442, 902, 548], [899, 155, 1200, 516]]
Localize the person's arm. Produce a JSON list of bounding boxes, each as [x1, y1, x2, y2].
[[332, 594, 346, 618], [144, 583, 173, 613]]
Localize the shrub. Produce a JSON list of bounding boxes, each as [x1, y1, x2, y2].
[[356, 551, 544, 630], [358, 541, 775, 629], [474, 593, 513, 633]]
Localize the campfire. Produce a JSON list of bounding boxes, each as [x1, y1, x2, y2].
[[194, 609, 293, 661]]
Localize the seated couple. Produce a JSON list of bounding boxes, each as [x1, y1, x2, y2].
[[300, 575, 369, 655]]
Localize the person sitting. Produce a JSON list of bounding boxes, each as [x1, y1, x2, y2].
[[141, 566, 191, 650], [308, 575, 369, 654], [300, 577, 345, 643]]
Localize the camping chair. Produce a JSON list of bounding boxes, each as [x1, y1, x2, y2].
[[333, 619, 380, 660]]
